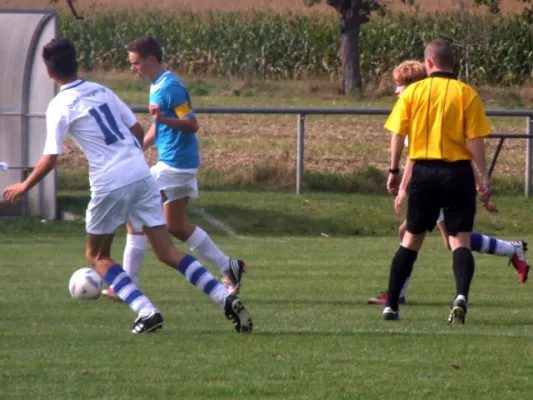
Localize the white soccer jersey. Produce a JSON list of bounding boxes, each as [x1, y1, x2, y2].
[[43, 80, 151, 192]]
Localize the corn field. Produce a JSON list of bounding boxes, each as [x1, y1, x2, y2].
[[61, 11, 533, 85]]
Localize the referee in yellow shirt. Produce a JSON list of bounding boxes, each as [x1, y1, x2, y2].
[[382, 39, 492, 324]]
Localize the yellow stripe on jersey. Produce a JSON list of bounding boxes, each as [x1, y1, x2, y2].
[[174, 101, 194, 118]]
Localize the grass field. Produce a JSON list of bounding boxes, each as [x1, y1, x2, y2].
[[2, 4, 533, 396], [1, 192, 533, 400]]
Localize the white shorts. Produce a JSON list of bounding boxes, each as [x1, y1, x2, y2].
[[85, 177, 166, 235], [150, 161, 198, 204]]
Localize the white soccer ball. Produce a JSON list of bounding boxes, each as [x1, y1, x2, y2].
[[68, 268, 103, 300]]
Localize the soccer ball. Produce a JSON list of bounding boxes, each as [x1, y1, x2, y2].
[[68, 268, 103, 300]]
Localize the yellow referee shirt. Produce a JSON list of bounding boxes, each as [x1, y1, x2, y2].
[[384, 71, 492, 162]]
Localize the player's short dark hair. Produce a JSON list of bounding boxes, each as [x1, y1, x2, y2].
[[424, 39, 454, 70], [42, 38, 79, 79], [126, 36, 163, 63]]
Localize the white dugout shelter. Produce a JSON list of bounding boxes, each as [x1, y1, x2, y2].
[[0, 10, 58, 219]]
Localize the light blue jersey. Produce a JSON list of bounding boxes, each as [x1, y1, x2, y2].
[[150, 71, 199, 169]]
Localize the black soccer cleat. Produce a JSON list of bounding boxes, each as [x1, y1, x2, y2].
[[224, 295, 253, 333], [382, 306, 400, 321], [447, 298, 467, 325], [131, 310, 164, 335], [222, 260, 246, 295]]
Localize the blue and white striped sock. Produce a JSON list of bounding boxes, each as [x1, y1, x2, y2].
[[471, 232, 515, 257], [103, 264, 157, 318], [177, 255, 229, 307]]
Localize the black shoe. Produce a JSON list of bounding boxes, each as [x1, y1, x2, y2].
[[382, 306, 400, 321], [222, 260, 246, 295], [224, 295, 253, 333], [131, 310, 163, 334], [447, 298, 467, 325]]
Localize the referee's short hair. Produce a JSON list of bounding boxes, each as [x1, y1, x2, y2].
[[424, 39, 454, 70]]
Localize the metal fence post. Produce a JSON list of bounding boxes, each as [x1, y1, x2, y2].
[[526, 116, 533, 197], [296, 113, 305, 195], [128, 106, 533, 196]]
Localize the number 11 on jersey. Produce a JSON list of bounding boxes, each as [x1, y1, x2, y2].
[[89, 103, 125, 145]]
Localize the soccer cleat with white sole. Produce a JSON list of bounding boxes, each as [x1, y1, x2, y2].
[[131, 310, 163, 334], [447, 298, 467, 325], [224, 294, 253, 333]]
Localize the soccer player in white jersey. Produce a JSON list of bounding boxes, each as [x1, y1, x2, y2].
[[367, 60, 529, 306], [2, 38, 252, 334], [101, 36, 246, 300]]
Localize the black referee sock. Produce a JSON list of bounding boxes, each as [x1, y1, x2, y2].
[[385, 246, 418, 310], [452, 247, 475, 302]]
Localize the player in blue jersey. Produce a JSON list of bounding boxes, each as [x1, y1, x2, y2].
[[102, 37, 246, 300]]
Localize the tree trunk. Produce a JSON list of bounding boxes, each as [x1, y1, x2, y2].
[[340, 20, 362, 94], [339, 1, 363, 94]]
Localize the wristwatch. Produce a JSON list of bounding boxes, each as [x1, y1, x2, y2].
[[388, 168, 400, 174]]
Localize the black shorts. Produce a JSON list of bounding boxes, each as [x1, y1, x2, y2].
[[406, 160, 476, 236]]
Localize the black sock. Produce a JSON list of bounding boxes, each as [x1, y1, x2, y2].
[[385, 246, 418, 310], [452, 247, 475, 301]]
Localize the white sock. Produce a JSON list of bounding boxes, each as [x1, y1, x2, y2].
[[475, 234, 515, 258], [210, 284, 230, 307], [123, 234, 147, 286], [185, 227, 230, 273], [103, 264, 156, 318], [495, 240, 516, 258]]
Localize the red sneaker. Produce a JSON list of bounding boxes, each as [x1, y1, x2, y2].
[[367, 291, 388, 305], [510, 240, 529, 283], [367, 291, 406, 305]]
